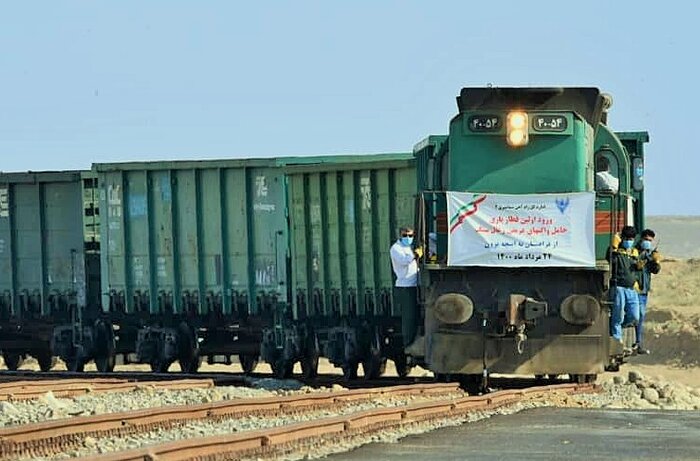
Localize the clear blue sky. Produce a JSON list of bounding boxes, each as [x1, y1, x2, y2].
[[1, 2, 697, 215]]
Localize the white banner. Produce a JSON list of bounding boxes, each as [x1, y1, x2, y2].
[[447, 192, 595, 267]]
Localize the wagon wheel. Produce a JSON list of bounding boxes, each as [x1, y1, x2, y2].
[[459, 374, 483, 395], [3, 352, 23, 371], [342, 361, 358, 381], [362, 332, 386, 380], [301, 354, 319, 379], [362, 357, 386, 380], [393, 354, 412, 378], [179, 353, 202, 373], [271, 358, 294, 379], [66, 355, 85, 372], [150, 359, 172, 373], [95, 355, 116, 373], [35, 350, 57, 372], [300, 335, 320, 379], [177, 322, 200, 374], [94, 320, 116, 372], [239, 354, 259, 374]]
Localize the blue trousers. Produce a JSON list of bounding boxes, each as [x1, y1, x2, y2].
[[636, 294, 648, 346], [610, 286, 640, 340]]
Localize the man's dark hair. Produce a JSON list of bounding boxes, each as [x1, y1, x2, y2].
[[399, 226, 414, 236], [641, 228, 656, 239], [596, 156, 610, 172], [621, 225, 637, 239]]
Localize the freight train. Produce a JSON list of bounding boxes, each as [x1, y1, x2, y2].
[[0, 87, 649, 384]]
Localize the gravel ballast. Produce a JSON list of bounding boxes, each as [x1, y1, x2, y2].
[[0, 382, 313, 428]]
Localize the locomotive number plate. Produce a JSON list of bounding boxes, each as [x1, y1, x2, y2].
[[468, 115, 501, 132], [532, 115, 567, 132]]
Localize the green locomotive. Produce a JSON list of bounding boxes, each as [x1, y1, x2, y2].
[[410, 87, 648, 386]]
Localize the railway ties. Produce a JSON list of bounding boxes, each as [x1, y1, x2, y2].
[[0, 382, 597, 460]]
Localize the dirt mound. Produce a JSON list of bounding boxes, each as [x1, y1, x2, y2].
[[640, 315, 700, 367], [630, 258, 700, 374]]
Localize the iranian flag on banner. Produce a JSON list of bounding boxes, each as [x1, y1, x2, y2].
[[446, 192, 596, 267]]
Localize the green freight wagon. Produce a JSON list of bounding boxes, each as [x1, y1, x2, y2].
[[95, 159, 289, 372], [0, 170, 106, 371], [260, 154, 417, 379]]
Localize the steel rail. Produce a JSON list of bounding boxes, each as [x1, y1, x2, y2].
[[0, 383, 462, 459], [0, 378, 215, 401]]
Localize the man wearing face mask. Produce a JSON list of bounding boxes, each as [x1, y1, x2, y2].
[[390, 226, 423, 346], [634, 229, 661, 354], [606, 225, 641, 347]]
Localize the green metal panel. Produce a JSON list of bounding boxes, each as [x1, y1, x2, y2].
[[447, 112, 592, 193], [287, 156, 416, 320], [0, 171, 97, 318], [96, 160, 288, 317]]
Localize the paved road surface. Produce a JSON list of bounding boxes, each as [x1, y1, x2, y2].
[[328, 408, 700, 460]]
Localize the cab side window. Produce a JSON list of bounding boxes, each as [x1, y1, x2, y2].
[[594, 152, 619, 194]]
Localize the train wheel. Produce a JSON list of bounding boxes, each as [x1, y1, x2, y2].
[[239, 354, 259, 374], [362, 356, 386, 380], [95, 355, 116, 373], [179, 353, 201, 373], [177, 322, 200, 374], [271, 358, 294, 379], [362, 331, 385, 380], [393, 355, 412, 378], [301, 354, 319, 379], [94, 320, 116, 373], [342, 361, 358, 381], [35, 351, 56, 372], [459, 374, 483, 395], [301, 335, 319, 379], [150, 359, 172, 373], [570, 374, 596, 384], [3, 352, 23, 371], [67, 357, 85, 372]]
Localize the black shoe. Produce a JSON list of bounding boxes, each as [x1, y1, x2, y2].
[[637, 347, 650, 355]]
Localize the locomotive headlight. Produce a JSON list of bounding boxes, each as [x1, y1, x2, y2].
[[506, 111, 529, 147]]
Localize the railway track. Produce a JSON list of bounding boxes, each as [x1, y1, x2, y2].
[[0, 377, 216, 401], [86, 383, 596, 461], [0, 383, 462, 459], [0, 369, 440, 393], [0, 370, 248, 386]]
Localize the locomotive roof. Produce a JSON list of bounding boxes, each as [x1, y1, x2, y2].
[[456, 87, 605, 128]]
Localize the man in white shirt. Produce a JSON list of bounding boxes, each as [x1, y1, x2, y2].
[[595, 156, 619, 194], [390, 226, 421, 287], [390, 226, 422, 350]]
